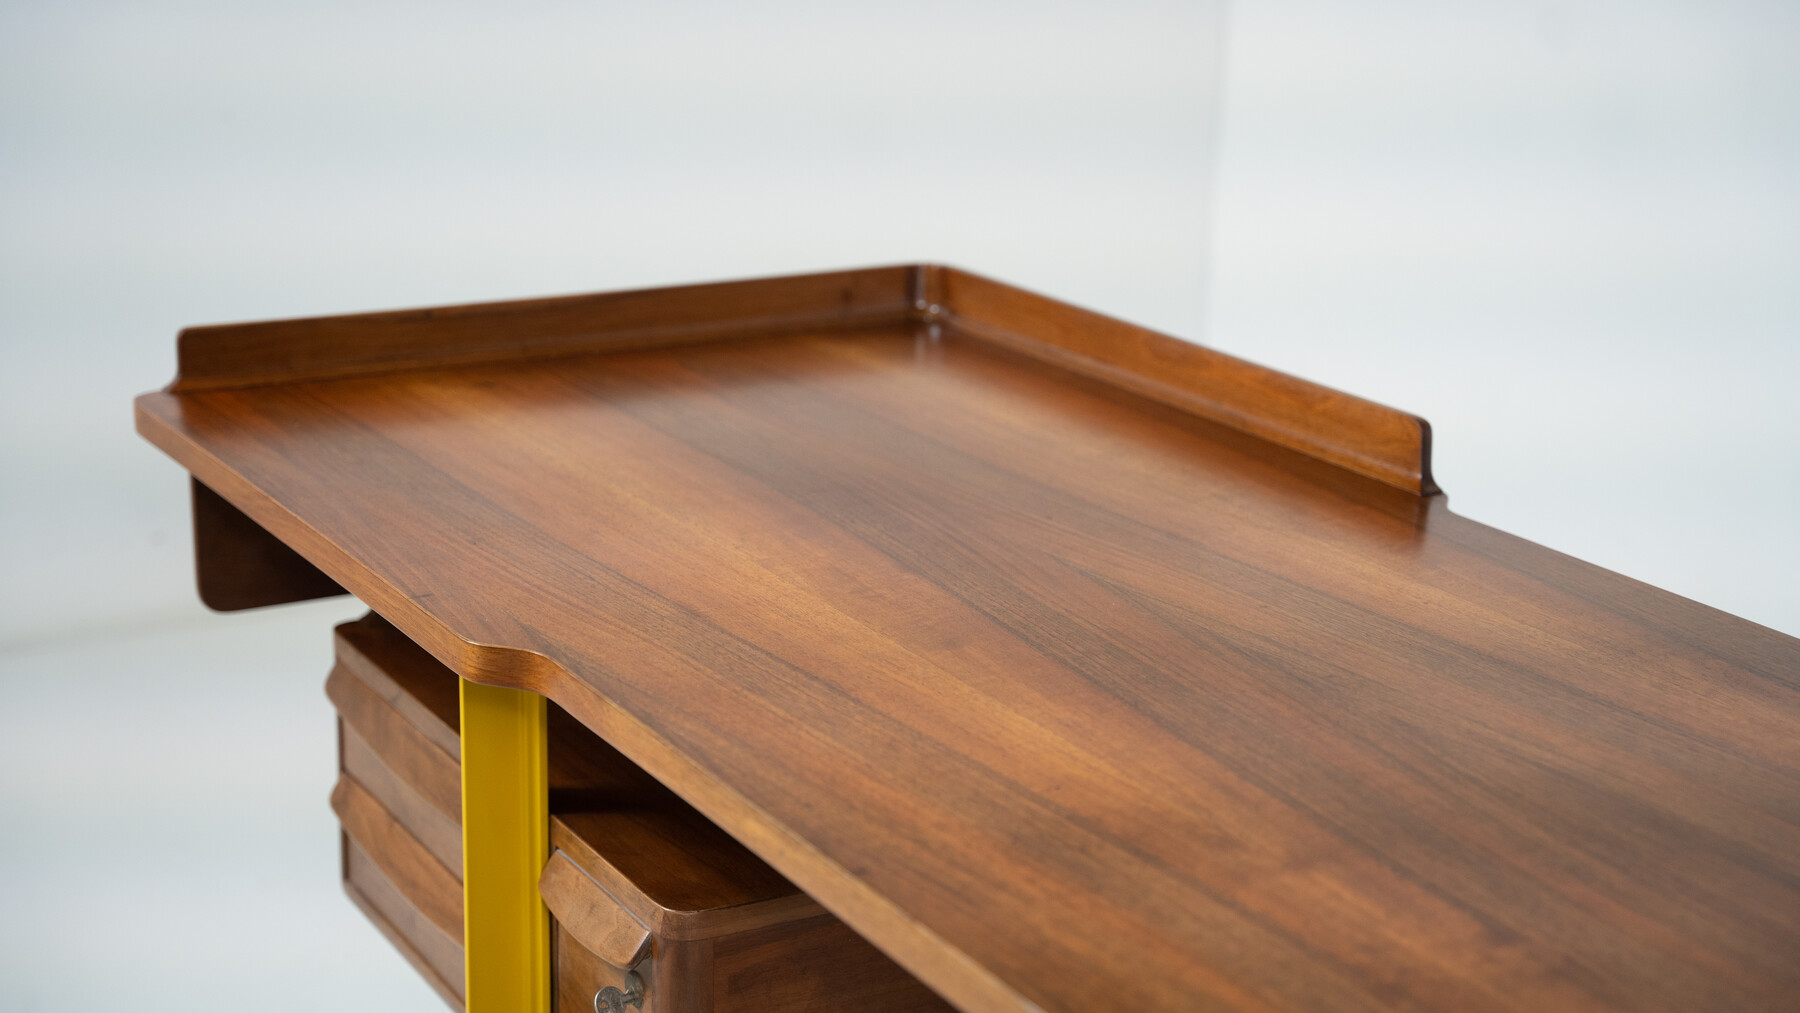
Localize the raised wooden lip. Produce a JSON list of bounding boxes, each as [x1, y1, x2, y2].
[[164, 264, 1436, 496], [134, 263, 1443, 1013]]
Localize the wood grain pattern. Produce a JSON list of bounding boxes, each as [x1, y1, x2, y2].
[[550, 813, 817, 942], [333, 774, 463, 944], [171, 266, 916, 393], [552, 922, 636, 1013], [342, 722, 464, 874], [139, 273, 1800, 1013], [650, 939, 713, 1013], [328, 663, 463, 822], [192, 477, 344, 610], [711, 914, 956, 1013], [162, 265, 1427, 494], [336, 613, 463, 757], [539, 850, 654, 969], [921, 266, 1436, 494], [345, 834, 465, 1008]]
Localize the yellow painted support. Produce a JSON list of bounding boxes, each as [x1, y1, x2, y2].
[[460, 678, 550, 1013]]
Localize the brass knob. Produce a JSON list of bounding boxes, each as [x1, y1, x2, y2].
[[594, 970, 645, 1013]]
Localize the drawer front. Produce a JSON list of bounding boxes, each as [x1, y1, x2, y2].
[[335, 772, 466, 1010], [540, 849, 651, 968], [341, 720, 463, 875], [553, 926, 715, 1013], [328, 661, 462, 822], [345, 835, 465, 1009], [333, 774, 462, 940], [554, 922, 646, 1013], [333, 614, 462, 755], [544, 824, 954, 1013]]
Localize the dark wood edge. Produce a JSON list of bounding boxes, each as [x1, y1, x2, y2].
[[135, 397, 1027, 1013], [164, 263, 1435, 494], [343, 835, 466, 1012]]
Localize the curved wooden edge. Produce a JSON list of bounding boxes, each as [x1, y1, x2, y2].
[[134, 397, 1040, 1013], [333, 774, 464, 944], [343, 844, 467, 1011], [327, 664, 463, 821], [539, 850, 654, 969], [914, 264, 1438, 496]]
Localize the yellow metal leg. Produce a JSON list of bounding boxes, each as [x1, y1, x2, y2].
[[460, 678, 550, 1013]]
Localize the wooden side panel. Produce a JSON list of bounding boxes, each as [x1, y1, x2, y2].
[[929, 265, 1438, 494], [712, 915, 954, 1013], [192, 477, 343, 610], [172, 266, 915, 391], [651, 939, 714, 1013]]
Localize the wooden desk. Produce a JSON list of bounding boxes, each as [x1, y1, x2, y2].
[[137, 265, 1800, 1013]]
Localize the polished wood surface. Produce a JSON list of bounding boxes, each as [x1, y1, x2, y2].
[[337, 614, 463, 756], [345, 835, 465, 1009], [140, 268, 1800, 1013], [550, 814, 815, 942], [192, 477, 343, 610], [342, 723, 463, 873], [551, 922, 636, 1013], [164, 265, 1429, 492], [711, 915, 956, 1013], [329, 664, 463, 822], [539, 850, 654, 969], [333, 774, 463, 943], [169, 266, 917, 393], [921, 267, 1435, 493]]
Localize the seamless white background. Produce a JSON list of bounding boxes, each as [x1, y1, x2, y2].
[[2, 2, 1795, 1010]]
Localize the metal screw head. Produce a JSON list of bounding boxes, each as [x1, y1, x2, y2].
[[594, 970, 645, 1013]]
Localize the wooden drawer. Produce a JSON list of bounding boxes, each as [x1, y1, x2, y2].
[[328, 612, 950, 1012], [329, 615, 467, 1008], [329, 613, 669, 855], [542, 812, 953, 1013], [335, 775, 465, 1010], [327, 612, 671, 1009]]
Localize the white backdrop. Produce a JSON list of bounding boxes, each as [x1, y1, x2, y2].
[[2, 2, 1795, 1010]]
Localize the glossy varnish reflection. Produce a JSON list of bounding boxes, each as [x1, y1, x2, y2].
[[138, 268, 1800, 1013]]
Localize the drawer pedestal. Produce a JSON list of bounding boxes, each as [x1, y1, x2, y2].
[[326, 612, 950, 1012]]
